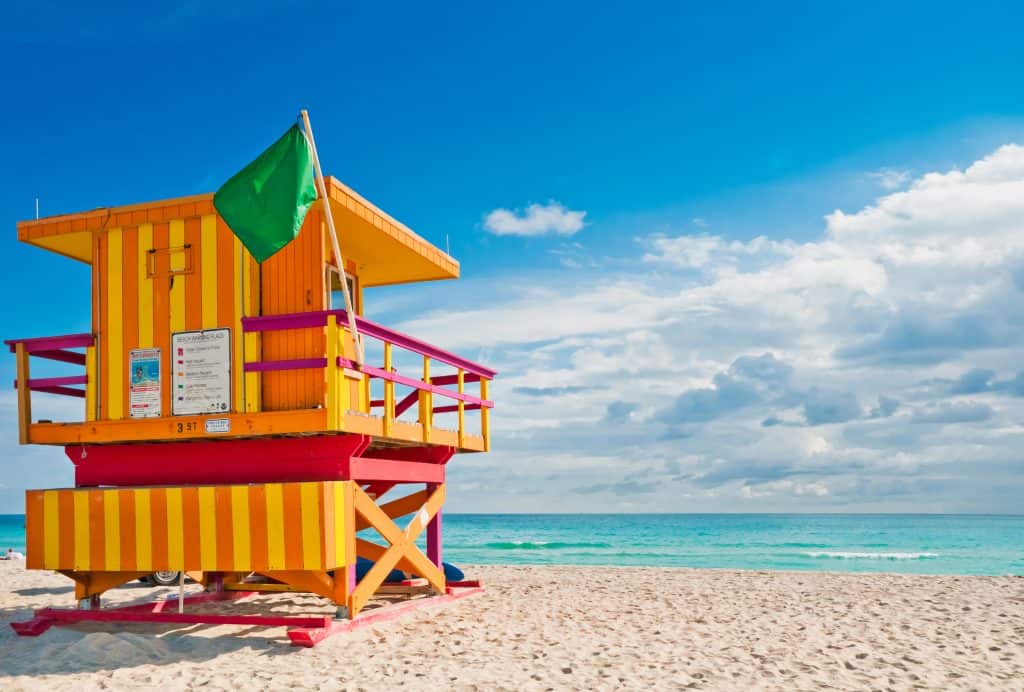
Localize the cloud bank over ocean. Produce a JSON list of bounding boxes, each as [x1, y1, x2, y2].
[[403, 144, 1024, 513]]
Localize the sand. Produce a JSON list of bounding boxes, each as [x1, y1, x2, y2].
[[0, 561, 1021, 691]]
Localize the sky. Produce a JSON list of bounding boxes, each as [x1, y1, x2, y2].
[[2, 2, 1024, 512]]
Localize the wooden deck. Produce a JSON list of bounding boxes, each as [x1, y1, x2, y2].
[[23, 408, 486, 452]]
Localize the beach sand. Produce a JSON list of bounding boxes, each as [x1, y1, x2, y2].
[[0, 561, 1021, 690]]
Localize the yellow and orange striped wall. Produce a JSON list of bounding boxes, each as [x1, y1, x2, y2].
[[24, 480, 354, 574]]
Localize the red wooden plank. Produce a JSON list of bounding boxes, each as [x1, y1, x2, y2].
[[70, 435, 371, 486], [348, 457, 445, 483]]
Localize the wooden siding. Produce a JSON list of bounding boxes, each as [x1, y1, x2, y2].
[[93, 212, 259, 420]]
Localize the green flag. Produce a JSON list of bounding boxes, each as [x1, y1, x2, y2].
[[214, 124, 318, 263]]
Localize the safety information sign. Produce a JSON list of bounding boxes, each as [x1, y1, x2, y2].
[[171, 328, 232, 416], [129, 348, 162, 418]]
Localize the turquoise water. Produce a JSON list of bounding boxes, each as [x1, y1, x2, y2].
[[3, 514, 1021, 575]]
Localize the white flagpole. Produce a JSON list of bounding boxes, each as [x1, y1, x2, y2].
[[300, 109, 365, 366]]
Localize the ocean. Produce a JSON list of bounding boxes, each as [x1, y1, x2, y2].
[[2, 513, 1021, 575]]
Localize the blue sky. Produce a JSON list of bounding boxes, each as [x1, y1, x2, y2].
[[3, 2, 1024, 512]]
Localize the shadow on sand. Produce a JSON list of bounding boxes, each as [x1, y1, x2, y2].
[[0, 584, 357, 677]]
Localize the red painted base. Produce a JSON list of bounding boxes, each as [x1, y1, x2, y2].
[[10, 582, 485, 647], [68, 436, 457, 487]]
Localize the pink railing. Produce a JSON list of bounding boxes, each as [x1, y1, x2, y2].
[[5, 333, 94, 444], [242, 310, 495, 449], [6, 333, 93, 398]]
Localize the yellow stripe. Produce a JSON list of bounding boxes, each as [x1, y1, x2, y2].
[[230, 485, 250, 570], [244, 332, 260, 413], [85, 346, 97, 422], [233, 238, 244, 412], [103, 489, 120, 570], [137, 223, 154, 347], [169, 219, 185, 333], [135, 488, 152, 571], [334, 482, 346, 567], [43, 490, 59, 569], [200, 215, 218, 329], [73, 491, 90, 570], [300, 482, 321, 570], [107, 228, 124, 419], [197, 486, 217, 570], [242, 254, 259, 412], [265, 483, 285, 570], [166, 487, 184, 568]]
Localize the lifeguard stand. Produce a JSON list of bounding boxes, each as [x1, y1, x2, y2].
[[7, 178, 494, 645]]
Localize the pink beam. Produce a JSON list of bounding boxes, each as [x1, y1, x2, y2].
[[14, 375, 88, 389], [433, 403, 482, 414], [288, 583, 485, 647], [338, 359, 494, 408], [30, 349, 87, 366], [243, 357, 326, 373], [371, 372, 482, 411], [31, 385, 86, 398], [427, 483, 442, 568], [429, 373, 482, 386], [5, 333, 94, 352], [242, 311, 497, 379]]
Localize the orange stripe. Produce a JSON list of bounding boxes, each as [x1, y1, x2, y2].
[[25, 491, 44, 569], [282, 483, 304, 569], [118, 489, 136, 571], [57, 490, 75, 568], [150, 487, 169, 571], [184, 216, 202, 330], [214, 486, 234, 571], [152, 222, 170, 416], [248, 485, 268, 571], [182, 487, 201, 567], [88, 490, 106, 570], [98, 232, 109, 419], [121, 227, 139, 418]]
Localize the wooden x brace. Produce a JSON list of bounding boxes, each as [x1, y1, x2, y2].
[[350, 484, 446, 615]]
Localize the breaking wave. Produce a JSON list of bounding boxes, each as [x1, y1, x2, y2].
[[483, 541, 612, 550], [803, 551, 940, 560]]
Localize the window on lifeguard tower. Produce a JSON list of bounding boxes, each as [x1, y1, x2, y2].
[[326, 265, 359, 315]]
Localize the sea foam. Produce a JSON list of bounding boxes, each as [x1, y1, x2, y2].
[[803, 551, 940, 560]]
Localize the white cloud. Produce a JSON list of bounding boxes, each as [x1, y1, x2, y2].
[[867, 167, 912, 190], [643, 233, 793, 270], [483, 201, 586, 237], [422, 144, 1024, 513]]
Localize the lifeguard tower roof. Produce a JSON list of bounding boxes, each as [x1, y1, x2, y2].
[[17, 176, 459, 287]]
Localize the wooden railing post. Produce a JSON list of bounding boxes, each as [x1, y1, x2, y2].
[[480, 377, 490, 452], [15, 343, 31, 444], [383, 342, 394, 438], [457, 368, 465, 449], [419, 355, 432, 442], [326, 314, 341, 430]]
